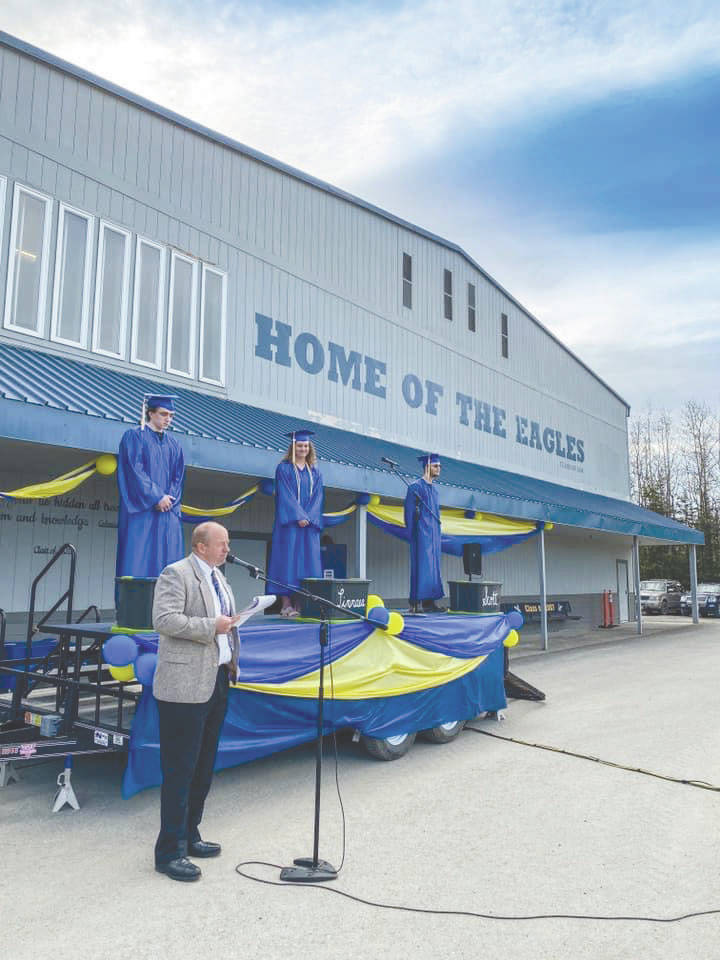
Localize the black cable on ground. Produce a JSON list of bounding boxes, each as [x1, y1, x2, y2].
[[464, 726, 720, 792], [233, 860, 720, 924]]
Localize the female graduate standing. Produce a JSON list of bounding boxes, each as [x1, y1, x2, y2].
[[267, 430, 324, 617]]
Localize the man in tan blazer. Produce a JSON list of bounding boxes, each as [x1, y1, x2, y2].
[[152, 521, 242, 882]]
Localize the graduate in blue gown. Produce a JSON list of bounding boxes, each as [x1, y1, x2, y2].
[[267, 430, 324, 616], [116, 394, 185, 578], [404, 453, 445, 612]]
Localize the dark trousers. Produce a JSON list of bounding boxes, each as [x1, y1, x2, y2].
[[154, 668, 228, 865]]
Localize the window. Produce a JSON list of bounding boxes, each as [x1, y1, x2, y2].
[[167, 250, 198, 378], [501, 312, 509, 358], [443, 269, 453, 321], [467, 282, 476, 332], [402, 253, 412, 309], [4, 183, 53, 337], [92, 221, 131, 358], [199, 265, 227, 385], [51, 203, 94, 347], [131, 236, 166, 368]]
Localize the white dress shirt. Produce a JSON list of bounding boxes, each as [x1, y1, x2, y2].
[[193, 555, 232, 666]]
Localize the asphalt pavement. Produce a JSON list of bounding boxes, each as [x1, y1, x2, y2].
[[2, 620, 718, 959]]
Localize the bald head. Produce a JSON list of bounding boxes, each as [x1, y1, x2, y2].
[[192, 521, 230, 567]]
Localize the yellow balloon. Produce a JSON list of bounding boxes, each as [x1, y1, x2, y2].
[[503, 629, 519, 648], [369, 494, 381, 506], [386, 612, 405, 635], [108, 663, 135, 682], [95, 454, 117, 476], [366, 594, 383, 614], [544, 522, 554, 531]]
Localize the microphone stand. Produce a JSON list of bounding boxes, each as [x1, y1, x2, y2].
[[380, 460, 442, 615], [226, 553, 369, 883]]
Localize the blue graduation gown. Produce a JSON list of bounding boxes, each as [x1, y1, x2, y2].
[[115, 427, 185, 578], [267, 461, 324, 595], [404, 478, 444, 603]]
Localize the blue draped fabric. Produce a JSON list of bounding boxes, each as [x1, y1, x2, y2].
[[121, 614, 510, 797], [404, 478, 443, 603], [266, 461, 324, 595], [115, 427, 185, 578]]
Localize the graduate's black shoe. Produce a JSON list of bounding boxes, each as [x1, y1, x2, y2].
[[189, 840, 222, 858], [422, 601, 447, 613], [155, 857, 202, 881]]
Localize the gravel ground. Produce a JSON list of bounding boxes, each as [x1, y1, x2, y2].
[[2, 621, 718, 960]]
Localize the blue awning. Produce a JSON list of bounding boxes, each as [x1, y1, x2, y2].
[[0, 342, 702, 545]]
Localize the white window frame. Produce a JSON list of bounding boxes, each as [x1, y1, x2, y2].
[[199, 264, 227, 386], [92, 219, 132, 359], [3, 182, 53, 338], [50, 201, 94, 348], [0, 175, 6, 240], [130, 235, 166, 370], [166, 250, 198, 379]]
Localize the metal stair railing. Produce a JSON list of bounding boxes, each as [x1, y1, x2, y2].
[[10, 543, 77, 718]]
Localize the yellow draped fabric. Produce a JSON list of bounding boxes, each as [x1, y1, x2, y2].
[[181, 485, 259, 519], [367, 502, 538, 537], [0, 459, 99, 500], [232, 628, 486, 699]]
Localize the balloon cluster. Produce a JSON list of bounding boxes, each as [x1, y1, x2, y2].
[[102, 634, 158, 686], [503, 608, 524, 648], [365, 594, 404, 636]]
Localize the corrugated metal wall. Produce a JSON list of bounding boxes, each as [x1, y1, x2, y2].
[[0, 42, 630, 506]]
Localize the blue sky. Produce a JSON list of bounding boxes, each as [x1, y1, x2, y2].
[[3, 0, 719, 414]]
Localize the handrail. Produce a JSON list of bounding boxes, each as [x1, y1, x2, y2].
[[77, 605, 101, 623], [10, 543, 77, 716], [0, 608, 5, 665]]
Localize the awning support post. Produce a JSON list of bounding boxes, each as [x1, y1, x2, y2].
[[689, 544, 699, 624], [633, 535, 643, 636], [355, 504, 367, 580], [538, 526, 548, 652]]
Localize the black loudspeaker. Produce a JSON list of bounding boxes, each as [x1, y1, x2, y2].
[[462, 543, 483, 578]]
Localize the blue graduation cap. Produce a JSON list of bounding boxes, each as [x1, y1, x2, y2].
[[418, 453, 440, 466], [286, 429, 315, 443], [145, 394, 177, 411]]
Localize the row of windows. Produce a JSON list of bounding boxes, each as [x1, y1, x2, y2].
[[0, 178, 227, 385], [401, 253, 509, 356]]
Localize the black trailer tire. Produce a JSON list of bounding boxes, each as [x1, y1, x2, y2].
[[361, 731, 416, 760], [419, 719, 465, 744]]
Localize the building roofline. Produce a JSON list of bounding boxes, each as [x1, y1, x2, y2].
[[0, 30, 630, 415]]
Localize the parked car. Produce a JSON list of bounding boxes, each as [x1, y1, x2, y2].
[[639, 580, 683, 615], [680, 584, 720, 617]]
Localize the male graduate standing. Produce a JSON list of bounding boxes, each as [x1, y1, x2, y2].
[[404, 453, 445, 613], [116, 394, 185, 578]]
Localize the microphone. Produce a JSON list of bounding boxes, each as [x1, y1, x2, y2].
[[226, 553, 260, 578], [381, 456, 399, 468]]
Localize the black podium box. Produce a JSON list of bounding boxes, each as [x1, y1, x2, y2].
[[448, 580, 502, 614], [115, 577, 157, 630], [299, 578, 370, 620]]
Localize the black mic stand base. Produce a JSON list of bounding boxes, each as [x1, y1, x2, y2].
[[280, 858, 338, 883]]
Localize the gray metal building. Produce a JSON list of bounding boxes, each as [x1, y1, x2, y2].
[[0, 32, 702, 644]]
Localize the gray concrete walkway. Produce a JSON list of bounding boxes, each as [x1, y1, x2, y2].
[[2, 622, 718, 959]]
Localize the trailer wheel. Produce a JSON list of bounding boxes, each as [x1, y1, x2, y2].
[[419, 719, 465, 744], [361, 731, 416, 760]]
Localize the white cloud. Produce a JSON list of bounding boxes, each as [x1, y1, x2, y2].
[[3, 0, 720, 183]]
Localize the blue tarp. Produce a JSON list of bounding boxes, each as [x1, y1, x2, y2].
[[121, 614, 509, 797]]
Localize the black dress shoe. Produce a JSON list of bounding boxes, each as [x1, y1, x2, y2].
[[189, 840, 222, 858], [155, 857, 202, 881], [422, 602, 447, 613]]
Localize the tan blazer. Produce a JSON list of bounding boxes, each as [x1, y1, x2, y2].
[[152, 554, 239, 704]]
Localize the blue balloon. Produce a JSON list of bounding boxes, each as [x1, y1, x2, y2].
[[135, 652, 158, 687], [464, 510, 476, 519], [259, 478, 275, 496], [506, 610, 524, 629], [355, 492, 371, 506], [367, 605, 390, 627], [103, 634, 139, 666]]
